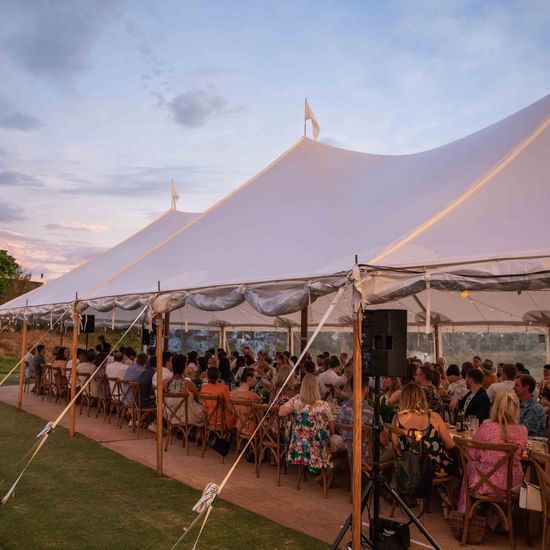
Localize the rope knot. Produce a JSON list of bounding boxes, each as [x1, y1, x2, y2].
[[192, 482, 219, 514]]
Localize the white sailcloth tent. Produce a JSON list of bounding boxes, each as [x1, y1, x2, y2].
[[1, 94, 549, 337]]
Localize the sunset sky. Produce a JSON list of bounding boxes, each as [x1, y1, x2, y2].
[[1, 0, 549, 279]]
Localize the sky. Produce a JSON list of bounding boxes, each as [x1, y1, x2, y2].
[[0, 0, 549, 280]]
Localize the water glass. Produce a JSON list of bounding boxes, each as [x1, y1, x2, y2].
[[467, 416, 479, 434]]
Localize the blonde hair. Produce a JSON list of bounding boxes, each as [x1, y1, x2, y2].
[[399, 382, 429, 415], [385, 377, 402, 393], [299, 374, 321, 405], [490, 391, 520, 442], [275, 364, 291, 387]]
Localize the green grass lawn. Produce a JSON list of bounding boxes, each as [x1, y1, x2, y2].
[[0, 355, 18, 385], [0, 402, 327, 549]]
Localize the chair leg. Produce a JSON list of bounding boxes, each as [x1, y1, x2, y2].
[[462, 502, 471, 546], [323, 469, 328, 499], [507, 502, 515, 550], [201, 427, 207, 458], [297, 465, 303, 490]]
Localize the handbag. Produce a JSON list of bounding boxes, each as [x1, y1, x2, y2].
[[396, 428, 434, 500], [519, 481, 543, 512], [207, 432, 231, 457], [449, 511, 486, 545]]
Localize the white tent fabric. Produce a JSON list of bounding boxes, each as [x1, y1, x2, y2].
[[0, 209, 199, 315], [2, 94, 549, 333]]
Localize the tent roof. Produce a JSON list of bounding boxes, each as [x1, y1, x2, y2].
[[1, 209, 199, 311], [84, 94, 550, 303]]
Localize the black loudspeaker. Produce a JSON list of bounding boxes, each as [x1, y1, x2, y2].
[[79, 314, 95, 334], [362, 309, 407, 377]]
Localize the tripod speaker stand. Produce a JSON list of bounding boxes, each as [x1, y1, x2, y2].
[[331, 309, 441, 549]]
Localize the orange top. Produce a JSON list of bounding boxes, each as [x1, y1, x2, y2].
[[200, 382, 236, 428]]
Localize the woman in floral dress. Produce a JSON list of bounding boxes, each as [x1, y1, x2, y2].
[[279, 374, 334, 473]]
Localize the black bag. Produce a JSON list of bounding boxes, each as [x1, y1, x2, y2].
[[375, 519, 411, 549], [396, 428, 434, 500], [207, 432, 230, 457]]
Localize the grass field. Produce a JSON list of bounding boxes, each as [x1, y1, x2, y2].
[[0, 355, 18, 385], [0, 402, 326, 549]]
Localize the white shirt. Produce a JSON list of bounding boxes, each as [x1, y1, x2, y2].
[[152, 366, 172, 388], [487, 379, 515, 403], [319, 369, 346, 398], [447, 378, 468, 401], [106, 361, 130, 392]]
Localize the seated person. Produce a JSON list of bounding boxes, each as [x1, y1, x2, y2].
[[457, 392, 527, 527], [200, 367, 236, 429], [391, 382, 455, 517], [279, 374, 334, 474], [458, 368, 491, 424], [514, 374, 546, 437], [414, 365, 444, 416], [337, 372, 392, 463], [230, 368, 260, 437], [446, 364, 468, 402], [106, 351, 130, 393]]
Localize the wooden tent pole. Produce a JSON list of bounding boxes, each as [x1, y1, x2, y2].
[[287, 327, 293, 355], [433, 325, 441, 360], [17, 318, 27, 409], [300, 307, 308, 352], [69, 305, 80, 437], [156, 315, 164, 476], [352, 308, 363, 548]]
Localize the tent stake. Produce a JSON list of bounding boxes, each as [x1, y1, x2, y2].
[[17, 316, 27, 410]]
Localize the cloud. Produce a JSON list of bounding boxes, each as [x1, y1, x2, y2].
[[0, 201, 26, 222], [168, 89, 227, 128], [2, 1, 121, 83], [0, 110, 42, 132], [0, 228, 106, 279], [0, 171, 44, 188], [45, 222, 108, 233], [57, 164, 201, 197]]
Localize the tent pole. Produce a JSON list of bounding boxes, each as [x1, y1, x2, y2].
[[300, 307, 308, 352], [163, 312, 170, 352], [17, 317, 27, 410], [156, 315, 164, 476], [546, 327, 550, 364], [433, 325, 441, 360], [287, 327, 293, 355], [69, 305, 80, 437], [352, 307, 363, 548]]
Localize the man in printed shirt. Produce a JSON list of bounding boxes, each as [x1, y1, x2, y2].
[[415, 365, 444, 416], [515, 374, 546, 437], [336, 373, 392, 462], [446, 364, 468, 401]]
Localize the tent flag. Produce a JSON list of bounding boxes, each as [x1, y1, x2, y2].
[[304, 99, 320, 140], [170, 180, 180, 210]]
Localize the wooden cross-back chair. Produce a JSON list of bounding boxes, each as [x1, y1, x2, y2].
[[163, 393, 192, 453], [107, 377, 124, 426], [454, 436, 519, 549], [529, 451, 550, 550], [40, 365, 54, 401], [200, 394, 233, 463], [253, 403, 286, 486], [230, 398, 259, 462], [129, 381, 156, 438], [95, 370, 111, 420], [77, 372, 93, 416]]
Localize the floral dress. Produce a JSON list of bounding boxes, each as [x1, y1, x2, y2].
[[286, 397, 333, 473]]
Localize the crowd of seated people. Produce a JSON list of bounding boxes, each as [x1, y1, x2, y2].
[[23, 337, 550, 539]]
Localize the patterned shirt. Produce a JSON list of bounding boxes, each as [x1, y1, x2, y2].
[[336, 398, 374, 460], [519, 396, 547, 437], [423, 384, 444, 416]]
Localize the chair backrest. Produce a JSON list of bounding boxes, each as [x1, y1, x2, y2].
[[230, 398, 257, 436], [454, 436, 518, 500], [77, 372, 91, 392], [163, 392, 189, 425], [201, 394, 227, 430], [109, 377, 122, 403], [530, 451, 550, 517]]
